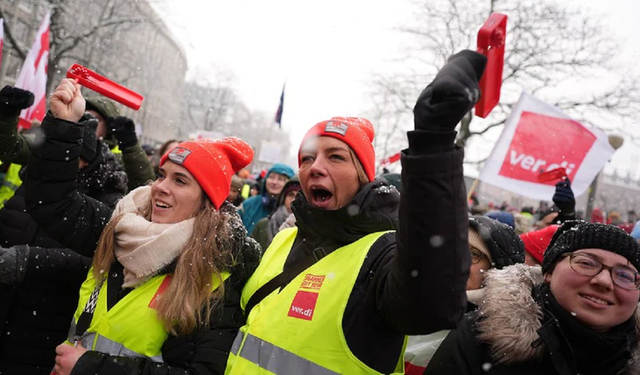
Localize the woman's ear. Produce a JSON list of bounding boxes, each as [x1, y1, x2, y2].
[[544, 271, 552, 283]]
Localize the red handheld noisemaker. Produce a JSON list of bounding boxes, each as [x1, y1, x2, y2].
[[66, 64, 144, 110], [537, 167, 567, 183], [475, 13, 507, 118]]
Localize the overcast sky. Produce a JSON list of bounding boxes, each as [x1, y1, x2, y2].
[[153, 0, 640, 176]]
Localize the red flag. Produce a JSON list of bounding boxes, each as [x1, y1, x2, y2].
[[380, 152, 401, 166], [15, 12, 50, 130]]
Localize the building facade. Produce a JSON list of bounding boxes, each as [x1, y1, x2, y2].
[[0, 0, 188, 145]]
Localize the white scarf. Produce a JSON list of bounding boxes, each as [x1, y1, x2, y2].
[[112, 186, 195, 288]]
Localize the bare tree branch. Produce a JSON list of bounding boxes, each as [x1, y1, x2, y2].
[[367, 0, 640, 161]]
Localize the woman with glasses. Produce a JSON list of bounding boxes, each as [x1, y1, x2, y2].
[[466, 216, 525, 309], [404, 216, 524, 374], [425, 221, 640, 375]]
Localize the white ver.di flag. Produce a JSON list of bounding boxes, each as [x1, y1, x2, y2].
[[478, 92, 615, 200]]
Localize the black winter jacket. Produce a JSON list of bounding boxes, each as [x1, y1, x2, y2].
[[250, 128, 471, 373], [0, 246, 91, 375], [0, 115, 125, 374], [1, 142, 126, 249], [25, 115, 120, 256]]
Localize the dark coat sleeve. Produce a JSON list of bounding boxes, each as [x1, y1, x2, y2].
[[375, 129, 471, 335], [24, 114, 113, 257], [424, 313, 487, 375], [0, 112, 31, 165], [121, 142, 155, 191], [24, 245, 92, 283]]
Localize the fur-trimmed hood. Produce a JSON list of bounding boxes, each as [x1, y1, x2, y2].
[[476, 264, 640, 374]]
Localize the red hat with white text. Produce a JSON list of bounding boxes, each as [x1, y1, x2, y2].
[[298, 117, 376, 182]]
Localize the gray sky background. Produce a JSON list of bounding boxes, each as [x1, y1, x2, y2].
[[153, 0, 640, 177]]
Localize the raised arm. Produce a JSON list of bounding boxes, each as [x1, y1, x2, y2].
[[380, 51, 486, 333], [24, 79, 113, 256]]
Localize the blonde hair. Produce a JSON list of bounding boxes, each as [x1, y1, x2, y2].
[[92, 196, 234, 335], [348, 147, 370, 186]]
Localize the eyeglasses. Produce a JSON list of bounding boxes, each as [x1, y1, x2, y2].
[[470, 248, 486, 265], [564, 252, 640, 290]]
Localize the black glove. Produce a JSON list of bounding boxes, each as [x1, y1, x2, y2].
[[0, 245, 30, 284], [110, 116, 138, 150], [0, 86, 35, 117], [161, 333, 196, 367], [413, 50, 487, 131], [553, 178, 575, 214]]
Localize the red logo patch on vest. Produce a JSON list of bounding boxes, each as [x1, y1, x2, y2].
[[148, 275, 172, 309], [287, 290, 319, 321]]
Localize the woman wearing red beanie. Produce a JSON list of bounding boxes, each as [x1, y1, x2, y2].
[[520, 224, 560, 266], [227, 50, 487, 374], [24, 79, 261, 375]]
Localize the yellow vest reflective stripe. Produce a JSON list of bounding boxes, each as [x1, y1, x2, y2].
[[0, 163, 22, 209], [68, 268, 229, 361], [226, 228, 404, 375], [72, 331, 164, 362]]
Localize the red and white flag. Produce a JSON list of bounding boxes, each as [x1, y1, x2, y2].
[[0, 19, 5, 70], [15, 11, 50, 130], [479, 92, 615, 200]]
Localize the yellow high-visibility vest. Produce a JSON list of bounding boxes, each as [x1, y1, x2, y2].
[[68, 268, 229, 361], [0, 163, 22, 209], [226, 228, 405, 374]]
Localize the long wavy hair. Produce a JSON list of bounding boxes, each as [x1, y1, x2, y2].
[[91, 195, 235, 335]]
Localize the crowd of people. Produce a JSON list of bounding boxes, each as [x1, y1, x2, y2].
[[0, 48, 638, 375]]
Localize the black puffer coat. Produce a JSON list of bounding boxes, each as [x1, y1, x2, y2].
[[0, 246, 91, 375], [0, 119, 126, 374], [1, 143, 126, 248], [25, 115, 121, 257]]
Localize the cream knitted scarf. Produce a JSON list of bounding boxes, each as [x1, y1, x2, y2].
[[112, 186, 195, 288]]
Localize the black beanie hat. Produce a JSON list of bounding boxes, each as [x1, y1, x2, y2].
[[469, 216, 525, 269], [79, 114, 99, 163], [542, 220, 640, 274]]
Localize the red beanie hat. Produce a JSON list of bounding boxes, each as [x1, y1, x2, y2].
[[519, 225, 560, 264], [160, 137, 254, 210], [298, 117, 376, 182]]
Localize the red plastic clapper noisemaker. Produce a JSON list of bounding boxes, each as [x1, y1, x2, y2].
[[475, 13, 507, 118], [67, 64, 144, 110]]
